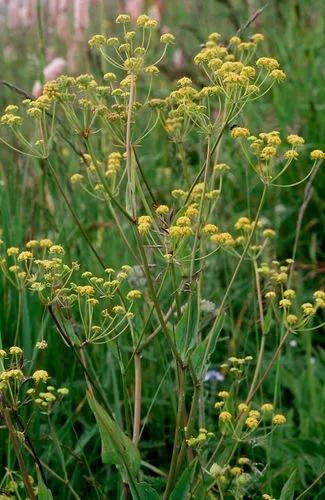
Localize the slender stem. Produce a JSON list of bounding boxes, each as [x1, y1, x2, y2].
[[288, 163, 320, 286], [132, 353, 142, 446], [1, 403, 36, 500], [201, 184, 267, 372], [126, 75, 136, 218], [180, 105, 235, 212], [296, 469, 325, 500], [246, 329, 291, 405], [137, 241, 183, 365], [132, 146, 156, 204], [247, 259, 266, 400], [174, 383, 200, 477], [14, 289, 22, 345], [46, 158, 107, 270], [163, 367, 186, 499]]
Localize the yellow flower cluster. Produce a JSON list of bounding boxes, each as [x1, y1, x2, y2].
[[138, 215, 152, 236], [186, 427, 214, 447], [210, 232, 235, 247], [106, 152, 122, 177]]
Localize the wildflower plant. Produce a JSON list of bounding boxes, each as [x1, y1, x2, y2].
[[0, 12, 324, 499]]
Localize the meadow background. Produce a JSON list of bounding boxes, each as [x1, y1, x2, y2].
[[0, 0, 324, 498]]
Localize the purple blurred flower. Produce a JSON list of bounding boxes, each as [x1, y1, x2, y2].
[[204, 370, 225, 383]]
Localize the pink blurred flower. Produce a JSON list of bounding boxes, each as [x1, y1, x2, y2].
[[148, 4, 160, 22], [74, 0, 90, 34], [173, 48, 185, 69], [32, 80, 42, 98], [48, 0, 59, 24], [8, 0, 20, 29], [32, 57, 66, 98], [124, 0, 143, 20], [44, 57, 66, 81], [57, 0, 70, 43]]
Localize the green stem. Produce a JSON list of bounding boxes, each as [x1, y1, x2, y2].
[[201, 184, 267, 373], [163, 367, 187, 499]]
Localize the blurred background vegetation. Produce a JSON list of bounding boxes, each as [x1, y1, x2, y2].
[[0, 0, 324, 498]]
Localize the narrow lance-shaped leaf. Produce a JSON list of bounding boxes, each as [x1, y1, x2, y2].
[[87, 391, 141, 476], [191, 312, 225, 376], [174, 287, 200, 359]]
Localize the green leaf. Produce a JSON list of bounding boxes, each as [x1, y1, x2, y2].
[[191, 313, 225, 375], [174, 288, 200, 358], [170, 460, 197, 500], [87, 392, 141, 476], [279, 470, 296, 500], [37, 470, 53, 500], [264, 304, 274, 334], [137, 482, 160, 499]]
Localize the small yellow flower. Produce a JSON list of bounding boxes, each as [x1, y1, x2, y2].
[[263, 229, 276, 238], [32, 370, 49, 383], [176, 216, 191, 227], [286, 314, 298, 326], [287, 134, 304, 146], [231, 126, 250, 139], [17, 251, 33, 262], [213, 163, 230, 172], [218, 391, 229, 398], [310, 149, 325, 160], [185, 204, 199, 217], [57, 387, 69, 395], [40, 239, 53, 248], [235, 217, 251, 231], [76, 286, 95, 296], [115, 14, 131, 23], [265, 291, 276, 300], [214, 401, 224, 409], [9, 346, 23, 355], [168, 226, 193, 237], [202, 224, 218, 234], [260, 146, 277, 160], [138, 215, 152, 225], [301, 302, 315, 316], [0, 349, 7, 358], [275, 272, 288, 284], [245, 417, 259, 429], [210, 232, 235, 246], [71, 174, 84, 184], [230, 467, 242, 476], [49, 245, 65, 254], [272, 414, 286, 425], [112, 305, 125, 314], [284, 150, 299, 160], [127, 290, 142, 300], [261, 403, 273, 413], [238, 457, 250, 465], [155, 205, 169, 215], [160, 33, 175, 44], [256, 57, 279, 70], [26, 240, 39, 248], [219, 411, 232, 423], [229, 36, 241, 45], [138, 223, 151, 235], [7, 247, 19, 256], [249, 410, 260, 419], [279, 299, 292, 308], [238, 403, 249, 413], [270, 69, 286, 81]]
